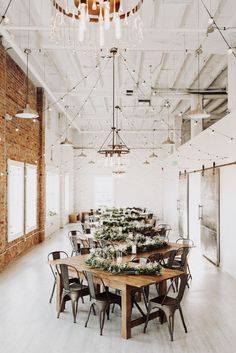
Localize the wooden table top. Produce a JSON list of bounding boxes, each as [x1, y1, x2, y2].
[[49, 242, 184, 289]]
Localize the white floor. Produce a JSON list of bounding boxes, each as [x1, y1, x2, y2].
[[0, 224, 236, 353]]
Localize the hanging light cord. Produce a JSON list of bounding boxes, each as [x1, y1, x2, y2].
[[200, 0, 236, 59], [25, 49, 29, 104], [0, 0, 13, 24], [112, 49, 115, 149]]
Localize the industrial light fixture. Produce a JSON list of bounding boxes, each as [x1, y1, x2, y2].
[[143, 160, 150, 165], [60, 136, 73, 146], [88, 159, 95, 164], [15, 49, 39, 119], [149, 129, 158, 158], [78, 149, 87, 157], [60, 119, 73, 146], [189, 2, 210, 120], [162, 102, 175, 145], [52, 0, 144, 46], [188, 48, 210, 120], [98, 48, 130, 165]]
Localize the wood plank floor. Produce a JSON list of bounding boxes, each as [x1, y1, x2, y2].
[[0, 224, 236, 353]]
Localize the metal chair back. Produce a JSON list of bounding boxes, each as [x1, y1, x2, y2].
[[48, 251, 68, 279]]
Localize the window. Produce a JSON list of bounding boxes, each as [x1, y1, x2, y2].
[[7, 160, 24, 241], [46, 170, 60, 217], [64, 173, 70, 214], [94, 176, 114, 208], [25, 164, 37, 232]]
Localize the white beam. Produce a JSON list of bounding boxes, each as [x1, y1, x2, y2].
[[0, 25, 81, 133]]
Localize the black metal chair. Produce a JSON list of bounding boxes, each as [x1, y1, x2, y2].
[[84, 271, 121, 335], [173, 244, 192, 288], [156, 223, 172, 242], [56, 264, 89, 323], [176, 237, 194, 280], [68, 230, 83, 256], [143, 274, 188, 341], [47, 251, 68, 304]]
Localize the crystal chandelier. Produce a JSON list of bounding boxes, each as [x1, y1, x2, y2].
[[51, 0, 144, 45], [97, 47, 130, 164]]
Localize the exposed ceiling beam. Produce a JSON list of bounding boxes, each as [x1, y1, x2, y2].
[[0, 25, 81, 133]]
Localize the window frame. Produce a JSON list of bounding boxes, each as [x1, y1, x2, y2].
[[7, 159, 25, 241], [25, 163, 38, 233]]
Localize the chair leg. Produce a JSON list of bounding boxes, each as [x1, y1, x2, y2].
[[71, 298, 78, 323], [143, 302, 152, 333], [179, 305, 187, 333], [49, 279, 56, 303], [187, 263, 192, 280], [99, 308, 106, 336], [85, 303, 94, 327], [167, 315, 174, 342], [57, 294, 65, 319], [106, 305, 110, 320]]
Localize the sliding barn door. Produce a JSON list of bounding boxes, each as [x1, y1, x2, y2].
[[199, 169, 220, 265], [178, 173, 189, 237]]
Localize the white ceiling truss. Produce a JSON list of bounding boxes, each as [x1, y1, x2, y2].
[[1, 0, 236, 156]]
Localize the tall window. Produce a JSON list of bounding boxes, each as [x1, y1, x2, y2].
[[64, 173, 70, 214], [94, 176, 114, 208], [7, 160, 25, 241], [25, 164, 37, 232], [46, 171, 60, 217]]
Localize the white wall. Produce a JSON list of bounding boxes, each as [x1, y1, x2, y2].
[[220, 166, 236, 279], [162, 166, 179, 239], [74, 153, 164, 219], [45, 106, 74, 236]]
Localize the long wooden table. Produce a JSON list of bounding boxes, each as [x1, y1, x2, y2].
[[50, 243, 184, 339]]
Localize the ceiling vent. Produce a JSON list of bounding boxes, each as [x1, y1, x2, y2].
[[126, 90, 133, 96], [138, 99, 151, 106]]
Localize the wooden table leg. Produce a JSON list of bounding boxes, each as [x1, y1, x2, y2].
[[121, 285, 132, 339]]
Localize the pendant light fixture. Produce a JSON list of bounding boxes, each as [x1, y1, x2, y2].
[[15, 49, 39, 119], [78, 150, 87, 157], [188, 0, 210, 120], [97, 47, 130, 164], [60, 121, 73, 146], [16, 0, 39, 119], [149, 129, 158, 158], [162, 102, 175, 145]]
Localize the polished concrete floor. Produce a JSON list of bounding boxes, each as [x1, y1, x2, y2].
[[0, 224, 235, 353]]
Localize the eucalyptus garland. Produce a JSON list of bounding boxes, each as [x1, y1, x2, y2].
[[94, 227, 126, 241], [85, 249, 163, 276], [85, 236, 167, 275]]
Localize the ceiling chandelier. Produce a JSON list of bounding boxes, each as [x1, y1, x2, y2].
[[98, 47, 130, 164], [15, 50, 39, 119], [51, 0, 143, 45]]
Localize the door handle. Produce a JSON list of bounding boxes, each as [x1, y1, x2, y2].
[[177, 199, 180, 211], [198, 205, 203, 220]]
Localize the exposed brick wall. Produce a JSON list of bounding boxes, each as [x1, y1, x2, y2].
[[0, 41, 45, 271]]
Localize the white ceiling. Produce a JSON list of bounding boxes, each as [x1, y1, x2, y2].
[[1, 0, 236, 155]]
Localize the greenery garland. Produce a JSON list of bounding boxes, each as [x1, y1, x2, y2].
[[85, 236, 167, 275]]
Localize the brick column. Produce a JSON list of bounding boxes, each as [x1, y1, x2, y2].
[[37, 87, 45, 242]]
